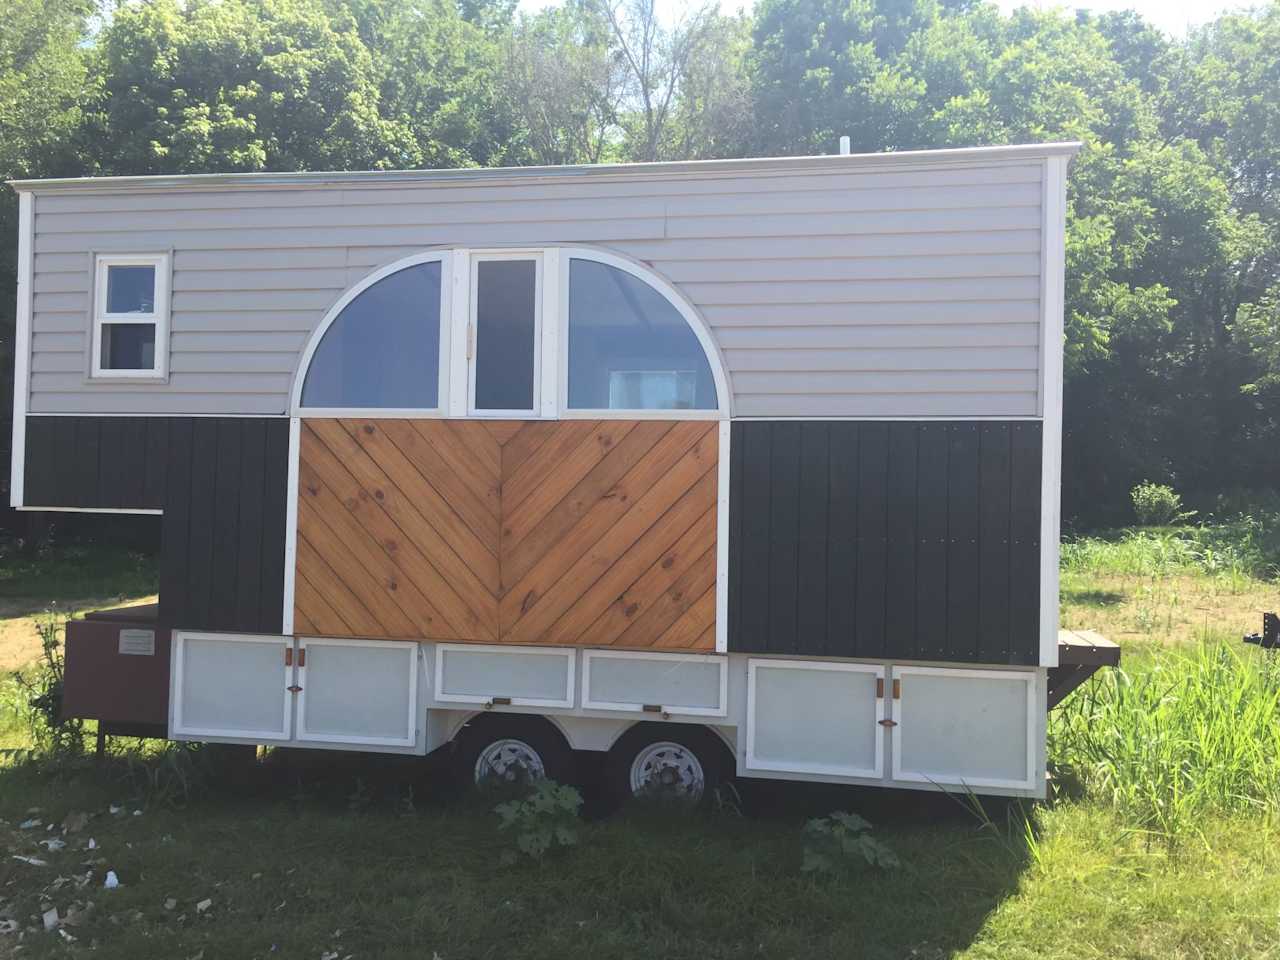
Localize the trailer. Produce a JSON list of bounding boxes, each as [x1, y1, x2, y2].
[[10, 141, 1108, 801]]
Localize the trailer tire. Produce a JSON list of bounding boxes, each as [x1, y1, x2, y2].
[[452, 714, 574, 790], [605, 723, 728, 808]]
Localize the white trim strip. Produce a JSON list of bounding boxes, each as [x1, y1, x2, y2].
[[281, 416, 300, 635], [715, 420, 731, 653], [16, 505, 162, 516], [10, 192, 33, 508]]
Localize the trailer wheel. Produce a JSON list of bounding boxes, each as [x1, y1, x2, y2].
[[606, 723, 727, 807], [453, 714, 574, 790]]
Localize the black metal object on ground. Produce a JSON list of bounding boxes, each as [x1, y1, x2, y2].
[[1244, 612, 1279, 650]]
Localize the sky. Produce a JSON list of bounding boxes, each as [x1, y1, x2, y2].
[[515, 0, 1249, 37]]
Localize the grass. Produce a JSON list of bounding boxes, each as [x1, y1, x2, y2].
[[0, 518, 1278, 957]]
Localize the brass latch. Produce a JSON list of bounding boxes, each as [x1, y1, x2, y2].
[[484, 696, 512, 710]]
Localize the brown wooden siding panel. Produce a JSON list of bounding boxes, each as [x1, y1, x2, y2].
[[294, 418, 718, 652]]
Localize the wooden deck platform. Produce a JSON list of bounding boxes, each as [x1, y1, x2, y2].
[[1049, 629, 1120, 709]]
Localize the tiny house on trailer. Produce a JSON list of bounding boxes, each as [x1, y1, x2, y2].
[[10, 141, 1114, 801]]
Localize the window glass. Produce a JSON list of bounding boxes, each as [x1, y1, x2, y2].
[[567, 259, 716, 410], [106, 265, 157, 314], [301, 261, 441, 408], [101, 323, 156, 370], [473, 259, 537, 411]]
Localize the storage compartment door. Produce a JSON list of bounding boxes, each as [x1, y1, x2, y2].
[[891, 667, 1037, 791], [171, 633, 292, 741], [745, 660, 884, 778], [433, 643, 575, 708], [296, 638, 419, 747], [583, 651, 727, 716]]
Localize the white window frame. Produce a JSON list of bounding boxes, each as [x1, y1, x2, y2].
[[91, 253, 170, 380], [431, 642, 576, 709], [465, 249, 545, 418], [291, 245, 731, 421], [293, 250, 451, 418], [169, 631, 293, 742]]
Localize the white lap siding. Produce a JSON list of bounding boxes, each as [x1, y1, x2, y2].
[[22, 147, 1060, 418]]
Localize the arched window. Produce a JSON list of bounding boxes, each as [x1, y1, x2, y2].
[[566, 258, 717, 411], [299, 260, 442, 409], [294, 247, 727, 417]]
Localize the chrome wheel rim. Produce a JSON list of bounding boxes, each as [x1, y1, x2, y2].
[[474, 738, 546, 785], [629, 741, 705, 801]]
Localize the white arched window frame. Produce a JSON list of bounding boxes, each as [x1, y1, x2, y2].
[[289, 245, 731, 420]]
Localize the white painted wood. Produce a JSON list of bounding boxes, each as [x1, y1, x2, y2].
[[466, 249, 544, 417], [716, 420, 730, 653], [540, 247, 562, 419], [433, 643, 575, 709], [89, 253, 170, 380], [1039, 155, 1069, 668], [295, 637, 419, 747], [170, 632, 293, 741], [890, 665, 1038, 792], [581, 650, 727, 717], [281, 416, 300, 636], [745, 659, 884, 779], [10, 192, 33, 507]]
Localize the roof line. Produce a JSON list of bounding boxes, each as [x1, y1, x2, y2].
[[9, 142, 1082, 193]]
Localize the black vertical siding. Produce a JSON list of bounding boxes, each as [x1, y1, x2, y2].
[[728, 420, 1044, 666], [24, 415, 287, 634]]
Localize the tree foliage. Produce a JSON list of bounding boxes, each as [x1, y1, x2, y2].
[[1, 0, 1279, 524]]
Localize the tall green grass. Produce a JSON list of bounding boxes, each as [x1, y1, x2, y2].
[[1050, 643, 1280, 840]]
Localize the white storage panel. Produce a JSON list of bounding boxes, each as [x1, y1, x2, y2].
[[433, 643, 575, 708], [891, 666, 1037, 791], [583, 651, 727, 716], [745, 659, 884, 778], [171, 632, 292, 741], [296, 638, 419, 747]]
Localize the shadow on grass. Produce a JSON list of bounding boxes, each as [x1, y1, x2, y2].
[[1062, 587, 1126, 607], [0, 744, 1031, 960]]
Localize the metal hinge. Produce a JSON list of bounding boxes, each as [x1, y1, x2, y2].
[[878, 718, 897, 728], [285, 648, 293, 667], [287, 684, 302, 694]]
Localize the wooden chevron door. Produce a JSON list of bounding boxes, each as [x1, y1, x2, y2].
[[293, 418, 719, 651]]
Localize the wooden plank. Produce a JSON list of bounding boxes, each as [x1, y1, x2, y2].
[[501, 421, 598, 513], [158, 418, 194, 627], [501, 420, 639, 555], [500, 420, 672, 588], [209, 418, 243, 629], [258, 419, 289, 634], [824, 421, 858, 657], [343, 419, 499, 593], [301, 422, 486, 640], [407, 420, 501, 521], [142, 417, 169, 508], [74, 417, 101, 508], [884, 422, 918, 658], [482, 421, 524, 445], [734, 422, 773, 653], [946, 423, 981, 660], [183, 418, 219, 630], [499, 420, 562, 477], [234, 418, 267, 633], [498, 424, 715, 625], [915, 423, 949, 660], [503, 466, 717, 645], [297, 459, 451, 638], [536, 494, 717, 646], [609, 542, 718, 649], [854, 422, 889, 657], [726, 422, 745, 653], [96, 417, 127, 508], [296, 496, 418, 637], [978, 422, 1013, 662], [294, 533, 387, 637], [380, 420, 501, 555], [653, 584, 717, 650], [447, 418, 501, 478], [117, 416, 149, 508], [795, 422, 830, 654], [294, 569, 351, 636], [577, 511, 717, 648], [1009, 421, 1042, 664], [22, 417, 57, 505], [767, 421, 802, 655]]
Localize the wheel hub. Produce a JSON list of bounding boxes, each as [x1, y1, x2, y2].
[[630, 741, 705, 801], [475, 738, 546, 785]]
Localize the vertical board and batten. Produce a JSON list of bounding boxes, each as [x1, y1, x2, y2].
[[20, 152, 1050, 419], [22, 415, 288, 634], [727, 420, 1042, 664]]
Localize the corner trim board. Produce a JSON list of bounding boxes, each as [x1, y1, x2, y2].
[[281, 416, 300, 636], [10, 192, 33, 508]]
